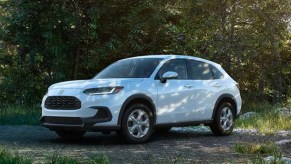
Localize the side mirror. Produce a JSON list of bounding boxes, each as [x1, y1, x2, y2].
[[160, 71, 178, 83]]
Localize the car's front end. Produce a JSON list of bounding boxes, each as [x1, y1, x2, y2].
[[40, 79, 131, 131], [40, 57, 163, 132]]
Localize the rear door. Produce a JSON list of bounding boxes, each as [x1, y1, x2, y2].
[[186, 60, 226, 120]]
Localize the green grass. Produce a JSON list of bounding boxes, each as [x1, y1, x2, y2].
[[0, 149, 32, 164], [47, 151, 109, 164], [0, 149, 109, 164], [0, 105, 41, 125], [234, 143, 288, 164], [48, 153, 81, 164], [236, 102, 291, 134], [90, 155, 109, 164], [234, 143, 279, 155]]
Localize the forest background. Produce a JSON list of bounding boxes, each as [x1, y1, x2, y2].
[[0, 0, 290, 106]]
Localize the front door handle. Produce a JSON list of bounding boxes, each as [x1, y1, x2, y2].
[[184, 85, 194, 89]]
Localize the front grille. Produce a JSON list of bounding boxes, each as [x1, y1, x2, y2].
[[45, 96, 81, 110]]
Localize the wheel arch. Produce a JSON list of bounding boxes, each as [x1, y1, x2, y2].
[[212, 94, 237, 119], [117, 94, 156, 125]]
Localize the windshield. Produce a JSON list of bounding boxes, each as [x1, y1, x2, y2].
[[95, 58, 163, 78]]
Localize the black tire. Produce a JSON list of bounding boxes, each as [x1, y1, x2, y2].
[[155, 127, 172, 134], [120, 103, 154, 143], [55, 129, 85, 140], [210, 102, 235, 136]]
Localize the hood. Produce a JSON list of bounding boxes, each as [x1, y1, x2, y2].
[[49, 78, 144, 89]]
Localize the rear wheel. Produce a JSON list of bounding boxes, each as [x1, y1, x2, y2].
[[121, 103, 154, 143], [55, 129, 85, 140], [210, 102, 235, 136]]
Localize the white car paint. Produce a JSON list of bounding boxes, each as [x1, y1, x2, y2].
[[41, 55, 241, 130]]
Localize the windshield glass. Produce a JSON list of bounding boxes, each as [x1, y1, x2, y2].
[[95, 58, 163, 78]]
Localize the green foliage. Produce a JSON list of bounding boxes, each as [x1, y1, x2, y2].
[[0, 105, 40, 125], [0, 149, 32, 164], [0, 0, 177, 105], [179, 0, 291, 104], [234, 143, 287, 164], [91, 155, 109, 164], [47, 151, 109, 164], [0, 149, 109, 164], [0, 0, 290, 105], [234, 143, 279, 155], [236, 102, 291, 133], [48, 155, 80, 164]]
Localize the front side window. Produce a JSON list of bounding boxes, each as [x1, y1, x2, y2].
[[156, 59, 187, 79], [187, 60, 213, 80], [95, 58, 163, 78]]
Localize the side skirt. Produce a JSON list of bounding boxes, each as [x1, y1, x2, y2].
[[154, 120, 213, 128]]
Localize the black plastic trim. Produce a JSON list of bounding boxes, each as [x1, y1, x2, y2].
[[47, 125, 120, 132], [117, 94, 156, 125], [154, 120, 213, 127], [83, 106, 113, 126], [44, 96, 81, 110], [212, 94, 238, 119], [40, 106, 113, 129], [235, 113, 240, 119]]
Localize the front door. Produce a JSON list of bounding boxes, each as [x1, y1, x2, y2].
[[155, 59, 196, 124]]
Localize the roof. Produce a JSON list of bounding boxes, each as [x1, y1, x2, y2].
[[128, 54, 221, 67]]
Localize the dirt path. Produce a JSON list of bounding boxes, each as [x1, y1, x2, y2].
[[0, 125, 290, 163]]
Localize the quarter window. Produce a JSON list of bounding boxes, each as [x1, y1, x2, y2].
[[210, 65, 224, 79]]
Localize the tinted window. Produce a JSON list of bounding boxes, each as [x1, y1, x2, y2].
[[156, 59, 187, 79], [95, 58, 163, 78], [210, 65, 224, 79], [187, 60, 213, 80]]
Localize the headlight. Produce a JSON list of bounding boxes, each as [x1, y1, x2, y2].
[[83, 86, 124, 95]]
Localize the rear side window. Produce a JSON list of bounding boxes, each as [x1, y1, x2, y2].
[[187, 60, 213, 80], [156, 59, 187, 79], [210, 65, 224, 79]]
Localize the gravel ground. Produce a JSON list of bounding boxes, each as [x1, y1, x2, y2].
[[0, 125, 290, 163]]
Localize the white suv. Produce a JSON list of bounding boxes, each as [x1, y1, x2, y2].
[[41, 55, 241, 143]]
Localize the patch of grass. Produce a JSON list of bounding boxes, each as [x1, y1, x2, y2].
[[234, 143, 279, 155], [0, 149, 109, 164], [236, 102, 291, 133], [47, 151, 109, 164], [0, 149, 32, 164], [91, 155, 109, 164], [48, 156, 80, 164], [0, 105, 41, 125]]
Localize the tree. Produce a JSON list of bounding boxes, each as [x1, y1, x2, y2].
[[179, 0, 291, 103]]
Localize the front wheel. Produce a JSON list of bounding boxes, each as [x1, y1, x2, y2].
[[121, 104, 154, 143], [210, 102, 235, 136]]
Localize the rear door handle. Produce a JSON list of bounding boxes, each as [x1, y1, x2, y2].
[[184, 85, 194, 89], [213, 84, 221, 88]]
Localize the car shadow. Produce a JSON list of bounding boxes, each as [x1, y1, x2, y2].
[[47, 128, 216, 146]]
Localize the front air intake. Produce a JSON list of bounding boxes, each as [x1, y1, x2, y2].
[[44, 96, 81, 110]]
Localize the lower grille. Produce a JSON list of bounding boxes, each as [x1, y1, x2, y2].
[[45, 96, 81, 110], [41, 116, 83, 125]]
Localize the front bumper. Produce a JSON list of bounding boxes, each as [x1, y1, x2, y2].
[[40, 106, 120, 131]]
